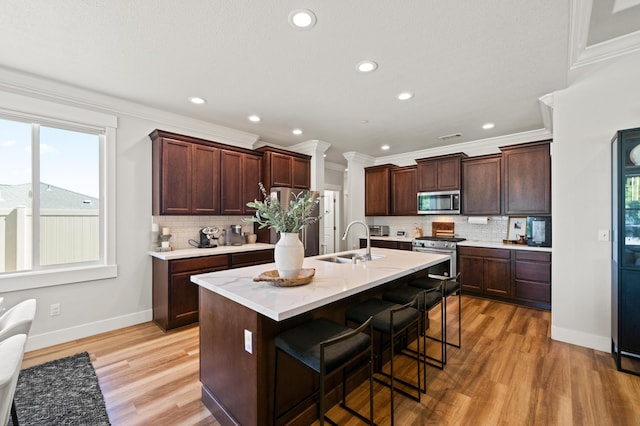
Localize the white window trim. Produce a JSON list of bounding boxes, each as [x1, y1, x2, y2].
[[0, 91, 118, 292]]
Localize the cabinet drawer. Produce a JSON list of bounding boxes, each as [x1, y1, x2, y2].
[[515, 251, 551, 262], [372, 240, 399, 249], [458, 246, 511, 259], [231, 250, 274, 268], [516, 260, 551, 283], [170, 255, 229, 273], [515, 280, 551, 303]]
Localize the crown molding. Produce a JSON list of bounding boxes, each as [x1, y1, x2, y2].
[[289, 139, 331, 156], [343, 151, 376, 166], [538, 93, 554, 133], [569, 0, 640, 69], [0, 66, 260, 148], [373, 128, 553, 166]]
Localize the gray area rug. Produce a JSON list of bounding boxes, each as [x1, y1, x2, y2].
[[8, 352, 110, 426]]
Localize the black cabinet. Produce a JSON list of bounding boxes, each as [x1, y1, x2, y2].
[[611, 127, 640, 375]]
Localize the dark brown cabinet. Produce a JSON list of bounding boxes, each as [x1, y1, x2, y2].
[[391, 166, 417, 215], [258, 146, 311, 190], [458, 246, 551, 309], [501, 141, 551, 215], [152, 135, 222, 215], [365, 165, 392, 216], [461, 154, 502, 215], [220, 150, 263, 215], [152, 249, 275, 331], [360, 239, 413, 251], [459, 246, 511, 297], [416, 153, 466, 192]]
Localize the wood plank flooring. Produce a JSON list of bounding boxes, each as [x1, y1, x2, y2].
[[21, 296, 640, 425]]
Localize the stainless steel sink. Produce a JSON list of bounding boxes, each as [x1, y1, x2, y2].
[[317, 253, 384, 264]]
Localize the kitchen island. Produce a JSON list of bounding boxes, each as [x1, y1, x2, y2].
[[191, 248, 450, 425]]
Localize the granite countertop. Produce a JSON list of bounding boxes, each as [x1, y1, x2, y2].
[[190, 248, 450, 321], [149, 243, 276, 260], [458, 240, 552, 252]]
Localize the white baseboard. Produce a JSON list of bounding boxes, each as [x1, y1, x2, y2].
[[551, 325, 611, 353], [26, 309, 153, 352]]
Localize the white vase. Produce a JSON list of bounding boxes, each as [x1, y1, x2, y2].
[[274, 232, 304, 278]]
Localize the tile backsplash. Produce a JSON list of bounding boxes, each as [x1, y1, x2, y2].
[[368, 215, 510, 242], [151, 216, 255, 249]]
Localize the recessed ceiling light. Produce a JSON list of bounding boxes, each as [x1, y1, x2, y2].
[[188, 96, 206, 105], [356, 60, 378, 73], [482, 123, 495, 129], [248, 115, 261, 122], [381, 145, 390, 150], [288, 9, 317, 30], [345, 168, 349, 172], [397, 92, 414, 101], [323, 154, 327, 158], [292, 128, 303, 135]]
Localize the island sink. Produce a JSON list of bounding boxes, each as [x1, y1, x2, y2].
[[317, 253, 384, 264]]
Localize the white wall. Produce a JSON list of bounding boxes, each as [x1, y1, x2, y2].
[[551, 50, 640, 351]]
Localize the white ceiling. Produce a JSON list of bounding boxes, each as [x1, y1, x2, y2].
[[0, 1, 629, 165]]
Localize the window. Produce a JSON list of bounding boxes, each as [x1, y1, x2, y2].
[[0, 93, 117, 291]]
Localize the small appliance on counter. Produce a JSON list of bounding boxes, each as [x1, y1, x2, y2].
[[189, 226, 220, 248], [368, 225, 389, 236], [223, 225, 244, 246]]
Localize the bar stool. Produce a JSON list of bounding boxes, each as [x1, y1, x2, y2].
[[273, 317, 375, 425], [345, 296, 421, 425], [409, 273, 461, 365], [382, 285, 445, 377]]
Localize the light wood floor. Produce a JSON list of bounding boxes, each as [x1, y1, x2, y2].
[[22, 296, 640, 425]]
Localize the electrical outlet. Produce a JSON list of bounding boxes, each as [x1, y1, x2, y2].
[[244, 329, 253, 354], [50, 303, 60, 316], [598, 229, 610, 242]]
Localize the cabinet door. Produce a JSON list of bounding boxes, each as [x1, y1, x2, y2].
[[502, 142, 551, 215], [459, 255, 484, 292], [391, 166, 417, 215], [220, 150, 244, 214], [292, 157, 311, 189], [192, 144, 220, 215], [365, 166, 391, 216], [161, 138, 192, 214], [270, 152, 293, 187], [417, 160, 437, 192], [437, 157, 461, 190], [484, 257, 511, 296], [169, 271, 200, 328], [243, 154, 262, 214], [462, 155, 501, 215]]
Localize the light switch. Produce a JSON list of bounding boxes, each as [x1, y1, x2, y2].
[[244, 329, 253, 354], [598, 229, 610, 241]]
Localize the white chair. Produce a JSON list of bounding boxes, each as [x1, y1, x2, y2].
[[0, 334, 28, 426], [0, 299, 37, 342]]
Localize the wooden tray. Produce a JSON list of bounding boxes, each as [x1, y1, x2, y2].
[[253, 268, 316, 287]]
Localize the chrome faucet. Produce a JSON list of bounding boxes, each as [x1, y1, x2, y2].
[[343, 220, 371, 261]]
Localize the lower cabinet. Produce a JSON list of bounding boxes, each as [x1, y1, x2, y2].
[[360, 239, 413, 251], [458, 246, 551, 309], [152, 249, 274, 331]]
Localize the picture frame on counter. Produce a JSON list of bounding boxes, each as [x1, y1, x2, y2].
[[506, 216, 527, 241]]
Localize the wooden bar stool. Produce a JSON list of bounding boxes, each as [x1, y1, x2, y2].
[[409, 273, 461, 365], [273, 317, 375, 425], [345, 297, 421, 425]]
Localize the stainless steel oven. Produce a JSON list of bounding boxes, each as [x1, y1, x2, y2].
[[412, 237, 465, 277]]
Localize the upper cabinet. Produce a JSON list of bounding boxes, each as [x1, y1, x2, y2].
[[151, 130, 263, 216], [391, 166, 417, 215], [416, 153, 467, 192], [500, 141, 551, 215], [365, 165, 392, 216], [462, 154, 502, 215], [257, 146, 311, 190]]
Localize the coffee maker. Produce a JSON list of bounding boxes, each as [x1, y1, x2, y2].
[[198, 226, 218, 248]]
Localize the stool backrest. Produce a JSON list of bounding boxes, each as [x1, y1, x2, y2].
[[0, 299, 37, 342]]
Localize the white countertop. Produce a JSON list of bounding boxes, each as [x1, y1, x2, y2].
[[458, 240, 552, 252], [149, 243, 276, 260], [368, 236, 415, 242], [191, 248, 450, 322]]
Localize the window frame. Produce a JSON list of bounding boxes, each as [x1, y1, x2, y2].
[[0, 93, 117, 291]]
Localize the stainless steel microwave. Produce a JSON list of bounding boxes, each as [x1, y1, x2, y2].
[[417, 190, 460, 214]]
